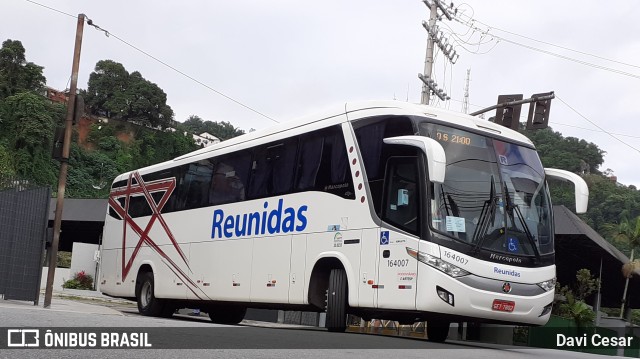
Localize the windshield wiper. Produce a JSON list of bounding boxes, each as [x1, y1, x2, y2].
[[503, 182, 540, 259], [472, 177, 497, 253]]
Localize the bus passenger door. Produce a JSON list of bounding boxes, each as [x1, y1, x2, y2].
[[376, 156, 420, 310]]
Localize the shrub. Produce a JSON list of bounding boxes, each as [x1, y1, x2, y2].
[[56, 252, 71, 268], [62, 271, 94, 290]]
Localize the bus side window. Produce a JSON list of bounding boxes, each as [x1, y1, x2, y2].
[[382, 157, 420, 235], [295, 126, 354, 199], [209, 151, 251, 206], [354, 116, 416, 215], [296, 135, 323, 190], [182, 160, 214, 210], [248, 140, 295, 199], [128, 195, 153, 218]]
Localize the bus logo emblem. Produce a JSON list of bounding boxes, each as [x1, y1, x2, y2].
[[502, 282, 512, 293]]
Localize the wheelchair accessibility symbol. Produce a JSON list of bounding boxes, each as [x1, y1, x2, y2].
[[507, 237, 519, 253], [380, 231, 389, 245]]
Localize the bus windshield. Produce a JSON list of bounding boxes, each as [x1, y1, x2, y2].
[[420, 122, 553, 257]]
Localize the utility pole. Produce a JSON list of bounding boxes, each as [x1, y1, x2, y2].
[[420, 1, 438, 105], [419, 1, 457, 105], [462, 68, 470, 114], [44, 14, 85, 308]]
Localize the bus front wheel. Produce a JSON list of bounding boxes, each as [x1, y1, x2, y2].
[[135, 272, 166, 317], [325, 268, 348, 332]]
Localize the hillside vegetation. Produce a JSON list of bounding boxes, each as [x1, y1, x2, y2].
[[0, 39, 242, 198]]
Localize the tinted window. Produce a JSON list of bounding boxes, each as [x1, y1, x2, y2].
[[128, 195, 153, 218], [248, 139, 298, 199], [354, 116, 415, 214], [382, 157, 420, 235], [296, 126, 354, 199], [209, 151, 251, 205]]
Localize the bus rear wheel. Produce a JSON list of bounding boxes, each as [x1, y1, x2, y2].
[[427, 320, 450, 342], [325, 268, 348, 332], [208, 306, 247, 325], [135, 272, 166, 317]]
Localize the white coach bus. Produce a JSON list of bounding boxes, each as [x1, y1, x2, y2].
[[99, 100, 588, 342]]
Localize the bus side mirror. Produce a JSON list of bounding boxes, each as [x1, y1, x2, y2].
[[383, 136, 446, 184], [544, 168, 589, 214]]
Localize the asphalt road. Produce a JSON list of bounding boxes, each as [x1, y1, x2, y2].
[[0, 299, 613, 359]]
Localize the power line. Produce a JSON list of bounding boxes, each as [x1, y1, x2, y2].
[[452, 17, 640, 80], [556, 95, 640, 154], [85, 19, 280, 124], [21, 0, 280, 124], [492, 36, 640, 80], [548, 122, 640, 140], [24, 0, 76, 18], [458, 13, 640, 70]]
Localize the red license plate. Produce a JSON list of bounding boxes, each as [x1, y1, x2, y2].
[[492, 299, 515, 312]]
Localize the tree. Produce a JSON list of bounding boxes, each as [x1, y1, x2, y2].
[[182, 115, 245, 141], [84, 60, 174, 127], [602, 214, 640, 318], [0, 39, 46, 99], [0, 142, 15, 177], [522, 127, 605, 174], [0, 92, 60, 184], [554, 269, 599, 328], [84, 60, 129, 119]]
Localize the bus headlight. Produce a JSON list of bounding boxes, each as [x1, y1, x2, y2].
[[537, 278, 556, 292], [406, 247, 469, 278]]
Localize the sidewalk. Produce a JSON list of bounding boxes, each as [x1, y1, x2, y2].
[[0, 297, 124, 316], [0, 289, 133, 316]]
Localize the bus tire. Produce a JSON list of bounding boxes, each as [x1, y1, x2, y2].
[[135, 272, 165, 317], [325, 268, 348, 332], [427, 320, 450, 342], [208, 306, 246, 325]]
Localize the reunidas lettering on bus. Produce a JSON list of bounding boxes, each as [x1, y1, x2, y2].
[[211, 198, 308, 239]]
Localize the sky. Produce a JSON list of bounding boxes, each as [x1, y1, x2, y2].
[[3, 0, 640, 187]]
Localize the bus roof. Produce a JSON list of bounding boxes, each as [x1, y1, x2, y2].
[[114, 100, 535, 181]]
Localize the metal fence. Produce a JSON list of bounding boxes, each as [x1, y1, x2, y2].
[[0, 176, 51, 304]]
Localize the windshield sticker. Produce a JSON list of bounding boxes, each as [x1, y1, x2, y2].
[[445, 216, 466, 232], [499, 155, 508, 165], [507, 237, 519, 253], [327, 224, 340, 231]]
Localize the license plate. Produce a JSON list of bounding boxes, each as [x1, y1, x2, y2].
[[492, 299, 515, 312]]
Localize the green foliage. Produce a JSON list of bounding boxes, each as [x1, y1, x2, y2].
[[62, 271, 94, 290], [582, 176, 640, 234], [574, 268, 600, 301], [0, 92, 59, 185], [553, 269, 598, 327], [521, 127, 640, 254], [601, 214, 640, 261], [0, 142, 15, 177], [559, 295, 596, 328], [0, 40, 200, 198], [182, 115, 244, 141], [84, 60, 173, 127], [522, 127, 604, 174], [66, 143, 120, 198], [0, 39, 46, 100], [56, 251, 72, 268]]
